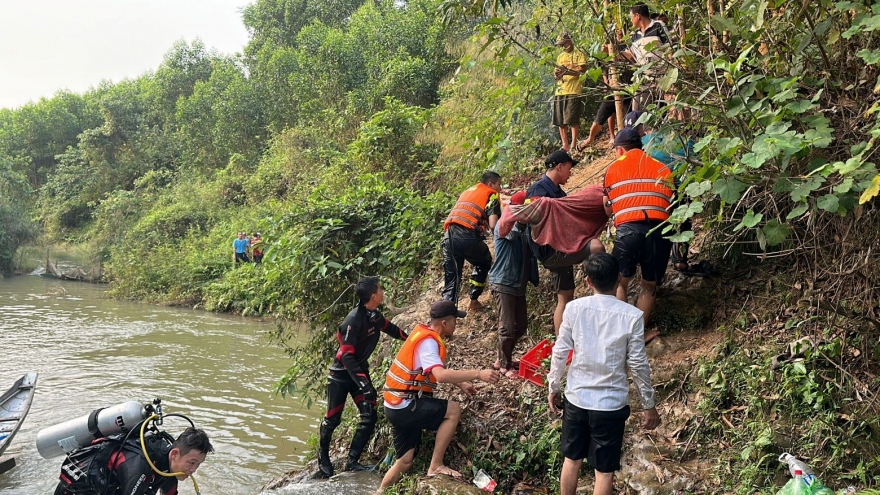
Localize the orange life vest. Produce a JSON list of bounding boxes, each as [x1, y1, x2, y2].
[[604, 149, 674, 226], [443, 183, 498, 231], [383, 324, 447, 405]]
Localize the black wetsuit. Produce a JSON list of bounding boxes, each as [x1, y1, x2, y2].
[[55, 438, 177, 495], [318, 304, 407, 474]]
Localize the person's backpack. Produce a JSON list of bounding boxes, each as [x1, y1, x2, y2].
[[57, 434, 127, 495], [56, 431, 171, 495]]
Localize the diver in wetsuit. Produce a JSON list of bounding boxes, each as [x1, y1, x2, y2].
[[317, 276, 407, 478], [54, 427, 213, 495]]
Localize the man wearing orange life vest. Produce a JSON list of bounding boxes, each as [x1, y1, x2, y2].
[[378, 300, 500, 489], [603, 127, 674, 342], [441, 171, 502, 311]]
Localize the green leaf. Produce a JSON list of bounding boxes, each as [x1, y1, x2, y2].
[[834, 156, 864, 175], [714, 177, 747, 203], [694, 135, 713, 153], [658, 67, 679, 92], [786, 203, 809, 220], [786, 100, 815, 114], [740, 152, 765, 169], [762, 219, 790, 246], [817, 194, 840, 212], [857, 48, 880, 65], [753, 0, 768, 30], [726, 96, 746, 117], [789, 176, 825, 202], [685, 180, 712, 197], [716, 137, 743, 156], [834, 177, 854, 194], [667, 230, 694, 243], [742, 210, 763, 229]]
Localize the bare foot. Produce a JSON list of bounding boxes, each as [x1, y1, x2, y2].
[[578, 138, 592, 149], [645, 328, 660, 344], [503, 369, 520, 379], [427, 465, 462, 478]]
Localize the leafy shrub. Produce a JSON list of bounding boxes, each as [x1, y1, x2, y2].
[[255, 173, 452, 400]]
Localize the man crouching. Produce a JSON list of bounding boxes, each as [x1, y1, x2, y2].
[[378, 300, 500, 490]]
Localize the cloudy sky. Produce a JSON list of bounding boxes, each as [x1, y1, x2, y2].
[[0, 1, 252, 109]]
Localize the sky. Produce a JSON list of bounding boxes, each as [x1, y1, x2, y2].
[[0, 1, 252, 109]]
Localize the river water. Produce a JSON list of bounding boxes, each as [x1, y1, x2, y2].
[[0, 271, 381, 494]]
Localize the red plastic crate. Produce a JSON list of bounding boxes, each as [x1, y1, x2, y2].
[[518, 339, 572, 386]]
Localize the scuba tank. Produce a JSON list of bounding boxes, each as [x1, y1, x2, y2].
[[36, 401, 147, 458]]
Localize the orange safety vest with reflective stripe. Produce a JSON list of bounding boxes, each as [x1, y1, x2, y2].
[[443, 183, 498, 231], [383, 324, 447, 406], [604, 148, 674, 227]]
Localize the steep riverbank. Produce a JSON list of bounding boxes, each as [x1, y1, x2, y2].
[[267, 144, 880, 494], [267, 149, 733, 494]]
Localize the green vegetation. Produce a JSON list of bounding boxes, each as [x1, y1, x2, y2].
[[2, 0, 880, 491]]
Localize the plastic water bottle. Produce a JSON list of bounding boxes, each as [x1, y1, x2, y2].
[[780, 453, 817, 486], [780, 453, 835, 494]]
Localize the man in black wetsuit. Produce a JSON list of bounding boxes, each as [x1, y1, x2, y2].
[[55, 427, 213, 495], [317, 276, 408, 478]]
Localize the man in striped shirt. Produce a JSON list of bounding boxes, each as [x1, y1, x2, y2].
[[547, 253, 660, 495]]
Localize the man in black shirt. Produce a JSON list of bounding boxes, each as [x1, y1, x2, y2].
[[527, 150, 605, 335], [317, 276, 407, 478]]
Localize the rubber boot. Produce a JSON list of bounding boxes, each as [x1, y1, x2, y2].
[[315, 421, 335, 478], [344, 401, 377, 472]]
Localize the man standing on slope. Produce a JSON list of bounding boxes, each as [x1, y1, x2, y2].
[[553, 32, 588, 151], [488, 191, 538, 376], [553, 33, 587, 151], [378, 300, 500, 490], [603, 127, 674, 342], [317, 276, 408, 478], [548, 253, 660, 495], [621, 3, 671, 111], [527, 150, 605, 335], [440, 171, 502, 311]]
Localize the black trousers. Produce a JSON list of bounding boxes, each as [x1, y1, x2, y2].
[[441, 230, 492, 302], [318, 372, 377, 465]]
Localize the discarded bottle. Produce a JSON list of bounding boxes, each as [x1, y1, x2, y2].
[[780, 453, 817, 485], [776, 470, 810, 495], [779, 453, 835, 494]]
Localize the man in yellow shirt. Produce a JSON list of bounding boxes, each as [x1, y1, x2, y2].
[[553, 32, 587, 151]]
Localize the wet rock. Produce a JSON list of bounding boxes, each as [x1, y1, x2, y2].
[[417, 475, 484, 495], [263, 470, 380, 494]]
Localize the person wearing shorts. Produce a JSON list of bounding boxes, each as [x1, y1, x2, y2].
[[547, 253, 660, 495], [527, 150, 605, 335], [378, 301, 500, 490], [603, 127, 674, 342], [552, 32, 587, 151]]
